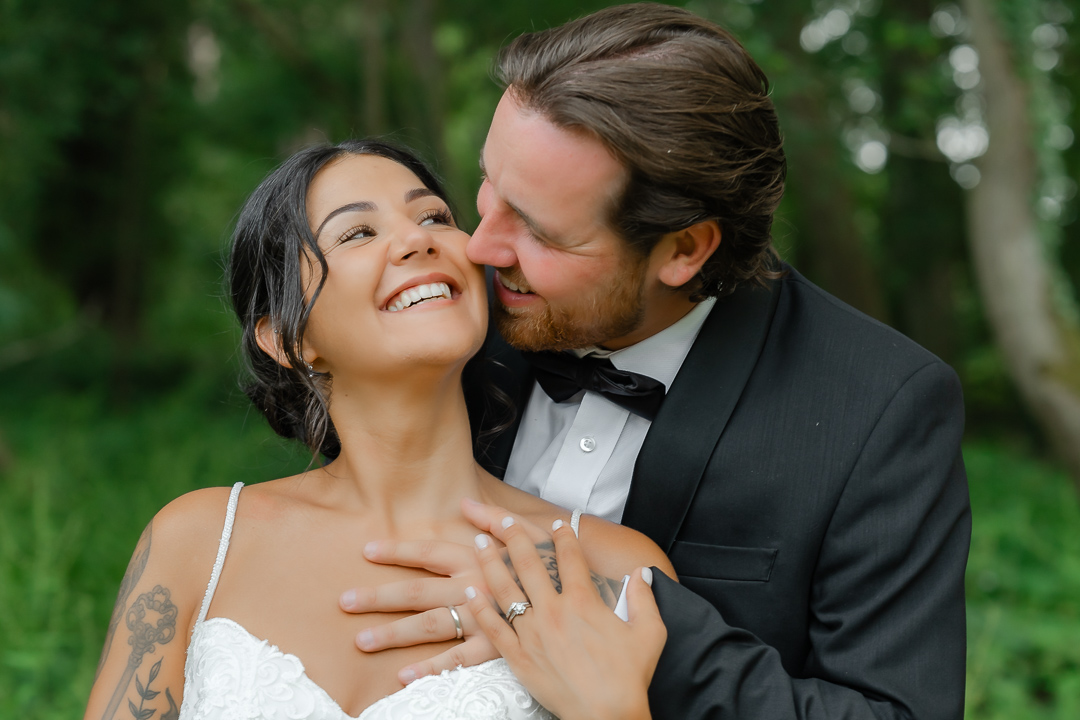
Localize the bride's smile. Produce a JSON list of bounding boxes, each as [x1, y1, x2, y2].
[[297, 153, 487, 378]]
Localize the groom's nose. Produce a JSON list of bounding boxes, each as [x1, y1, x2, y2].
[[467, 182, 519, 269]]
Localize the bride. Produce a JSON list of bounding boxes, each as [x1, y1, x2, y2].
[[85, 140, 672, 720]]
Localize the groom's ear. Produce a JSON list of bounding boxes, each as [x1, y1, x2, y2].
[[653, 219, 722, 290]]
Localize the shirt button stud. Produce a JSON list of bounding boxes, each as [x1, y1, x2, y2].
[[579, 436, 596, 453]]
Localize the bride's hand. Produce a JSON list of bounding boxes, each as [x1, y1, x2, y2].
[[463, 504, 666, 720], [338, 506, 553, 684]]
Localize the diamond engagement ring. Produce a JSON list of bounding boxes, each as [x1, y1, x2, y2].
[[505, 600, 532, 628], [447, 605, 464, 639]]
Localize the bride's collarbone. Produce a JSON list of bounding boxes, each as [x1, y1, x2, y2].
[[204, 552, 461, 715]]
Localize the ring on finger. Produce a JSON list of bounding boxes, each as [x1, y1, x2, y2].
[[505, 600, 531, 628], [447, 605, 464, 640]]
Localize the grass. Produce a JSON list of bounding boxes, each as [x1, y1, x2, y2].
[[0, 360, 308, 717], [1, 364, 1079, 717], [963, 442, 1080, 718]]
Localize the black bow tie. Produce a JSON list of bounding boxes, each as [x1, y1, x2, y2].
[[522, 351, 667, 422]]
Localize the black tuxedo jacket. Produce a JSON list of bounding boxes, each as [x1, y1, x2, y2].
[[467, 267, 970, 720]]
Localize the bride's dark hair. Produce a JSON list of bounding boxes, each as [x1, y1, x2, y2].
[[228, 139, 455, 460]]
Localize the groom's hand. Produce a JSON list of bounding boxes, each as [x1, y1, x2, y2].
[[464, 504, 663, 720]]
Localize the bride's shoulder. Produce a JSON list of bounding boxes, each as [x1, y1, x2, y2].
[[147, 485, 240, 575], [153, 484, 240, 542], [577, 514, 677, 583]]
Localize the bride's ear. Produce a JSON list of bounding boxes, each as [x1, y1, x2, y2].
[[254, 317, 293, 368]]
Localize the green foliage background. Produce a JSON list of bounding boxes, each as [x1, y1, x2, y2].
[[1, 0, 1078, 717]]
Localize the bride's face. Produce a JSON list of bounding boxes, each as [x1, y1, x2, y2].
[[299, 154, 487, 379]]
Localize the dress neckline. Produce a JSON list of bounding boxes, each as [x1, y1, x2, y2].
[[197, 616, 365, 718], [195, 615, 512, 719]]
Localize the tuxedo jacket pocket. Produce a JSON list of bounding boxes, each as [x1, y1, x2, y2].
[[669, 540, 778, 582]]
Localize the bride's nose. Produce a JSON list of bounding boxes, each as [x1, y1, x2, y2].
[[390, 224, 440, 265]]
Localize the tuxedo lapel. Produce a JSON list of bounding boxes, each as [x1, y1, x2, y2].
[[621, 278, 781, 551]]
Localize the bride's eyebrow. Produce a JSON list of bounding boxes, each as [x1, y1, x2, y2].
[[314, 201, 376, 238], [404, 187, 437, 203]]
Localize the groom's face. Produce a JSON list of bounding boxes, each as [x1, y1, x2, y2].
[[468, 91, 651, 351]]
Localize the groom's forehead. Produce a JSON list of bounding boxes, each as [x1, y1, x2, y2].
[[481, 112, 627, 231]]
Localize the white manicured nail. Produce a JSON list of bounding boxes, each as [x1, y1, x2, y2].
[[552, 519, 564, 532], [641, 567, 653, 586], [474, 534, 490, 550], [465, 586, 478, 600], [501, 516, 515, 529]]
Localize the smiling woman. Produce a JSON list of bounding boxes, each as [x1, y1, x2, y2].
[[227, 141, 480, 462], [82, 139, 672, 720]]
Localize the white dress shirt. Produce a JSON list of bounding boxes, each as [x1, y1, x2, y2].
[[504, 298, 716, 522]]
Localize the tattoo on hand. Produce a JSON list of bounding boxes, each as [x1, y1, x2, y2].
[[100, 585, 178, 720], [97, 522, 152, 680], [501, 541, 623, 610]]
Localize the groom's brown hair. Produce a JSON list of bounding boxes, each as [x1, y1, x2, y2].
[[497, 3, 786, 298]]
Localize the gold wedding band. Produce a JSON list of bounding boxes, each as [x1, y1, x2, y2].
[[447, 605, 464, 639]]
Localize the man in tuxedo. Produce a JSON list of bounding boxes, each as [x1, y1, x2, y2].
[[343, 4, 970, 718]]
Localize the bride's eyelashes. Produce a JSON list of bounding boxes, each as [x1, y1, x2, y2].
[[337, 223, 377, 246], [418, 207, 455, 228], [334, 207, 456, 247]]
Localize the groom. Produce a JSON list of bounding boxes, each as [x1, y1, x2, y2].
[[344, 4, 970, 718]]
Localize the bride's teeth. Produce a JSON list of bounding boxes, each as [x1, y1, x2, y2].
[[388, 281, 455, 311]]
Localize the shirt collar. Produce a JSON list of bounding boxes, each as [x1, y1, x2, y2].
[[571, 297, 717, 391]]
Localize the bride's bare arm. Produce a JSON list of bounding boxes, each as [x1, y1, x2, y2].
[[84, 489, 225, 720]]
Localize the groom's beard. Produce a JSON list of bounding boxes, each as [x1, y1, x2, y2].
[[493, 256, 649, 352]]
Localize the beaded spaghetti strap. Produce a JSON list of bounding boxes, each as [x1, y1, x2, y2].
[[570, 508, 582, 538], [194, 482, 245, 630]]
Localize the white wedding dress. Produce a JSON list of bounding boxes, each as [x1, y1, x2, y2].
[[177, 483, 579, 720]]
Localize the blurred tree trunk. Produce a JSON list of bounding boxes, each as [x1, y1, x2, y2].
[[399, 0, 447, 163], [783, 94, 891, 324], [761, 1, 890, 323], [963, 0, 1080, 489], [361, 0, 387, 134]]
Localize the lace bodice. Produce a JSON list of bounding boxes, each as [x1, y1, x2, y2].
[[178, 483, 559, 720]]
